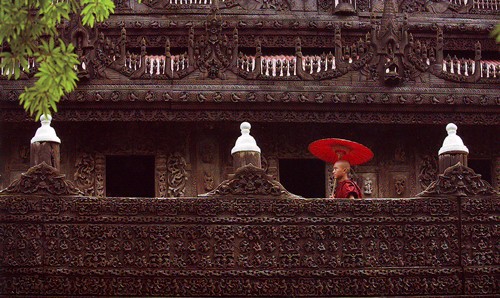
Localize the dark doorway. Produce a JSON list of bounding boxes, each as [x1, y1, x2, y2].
[[106, 155, 155, 197], [279, 159, 325, 198], [468, 159, 492, 184]]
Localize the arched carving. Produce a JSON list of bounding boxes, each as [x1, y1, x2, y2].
[[202, 164, 298, 197], [1, 162, 82, 196], [418, 163, 498, 197]]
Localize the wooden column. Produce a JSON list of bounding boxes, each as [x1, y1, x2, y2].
[[30, 141, 60, 170], [232, 151, 261, 169], [438, 123, 469, 174], [30, 115, 61, 171], [231, 122, 261, 170], [439, 151, 468, 174]]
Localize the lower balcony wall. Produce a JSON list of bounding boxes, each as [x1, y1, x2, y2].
[[0, 193, 498, 296]]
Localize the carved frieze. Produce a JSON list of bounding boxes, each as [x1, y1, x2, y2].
[[1, 109, 499, 126], [140, 0, 291, 11], [26, 89, 496, 106]]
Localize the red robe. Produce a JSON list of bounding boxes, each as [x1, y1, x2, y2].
[[333, 180, 363, 199]]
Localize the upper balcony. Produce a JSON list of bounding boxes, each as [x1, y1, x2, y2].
[[0, 0, 498, 124]]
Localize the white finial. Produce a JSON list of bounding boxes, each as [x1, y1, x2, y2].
[[438, 123, 468, 155], [31, 114, 61, 144], [231, 122, 261, 154]]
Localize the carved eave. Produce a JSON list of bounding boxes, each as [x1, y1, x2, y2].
[[0, 162, 83, 196], [201, 164, 299, 198], [417, 163, 498, 198]]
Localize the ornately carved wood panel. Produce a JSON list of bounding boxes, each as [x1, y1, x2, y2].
[[1, 195, 480, 296]]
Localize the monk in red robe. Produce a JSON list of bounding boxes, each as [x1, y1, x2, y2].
[[331, 160, 362, 199]]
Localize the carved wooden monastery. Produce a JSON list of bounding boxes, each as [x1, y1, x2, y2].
[[0, 1, 499, 296]]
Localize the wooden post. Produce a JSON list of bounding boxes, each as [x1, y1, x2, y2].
[[439, 151, 468, 174], [30, 142, 60, 170], [231, 122, 261, 170], [438, 123, 468, 174], [233, 151, 261, 169], [30, 115, 61, 171]]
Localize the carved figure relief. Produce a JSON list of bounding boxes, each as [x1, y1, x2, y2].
[[74, 152, 96, 196], [156, 154, 168, 197], [197, 138, 220, 195], [363, 177, 374, 195], [167, 152, 188, 197], [204, 170, 215, 191], [95, 154, 106, 197], [394, 176, 406, 197], [263, 155, 279, 180], [419, 155, 438, 189], [326, 163, 334, 197], [394, 145, 407, 163], [18, 145, 30, 163]]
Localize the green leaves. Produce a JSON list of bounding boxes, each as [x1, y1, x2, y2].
[[491, 24, 500, 43], [39, 0, 72, 28], [19, 38, 79, 120], [0, 0, 115, 120], [81, 0, 115, 27]]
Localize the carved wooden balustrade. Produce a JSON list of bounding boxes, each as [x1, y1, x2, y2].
[[1, 162, 498, 296]]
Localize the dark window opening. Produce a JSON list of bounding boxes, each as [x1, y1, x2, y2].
[[106, 155, 155, 197], [279, 159, 325, 198], [468, 159, 492, 184]]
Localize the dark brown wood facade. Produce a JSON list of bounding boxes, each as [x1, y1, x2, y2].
[[3, 0, 500, 198], [0, 161, 498, 296]]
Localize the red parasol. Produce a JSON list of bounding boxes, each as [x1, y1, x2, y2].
[[308, 138, 373, 165]]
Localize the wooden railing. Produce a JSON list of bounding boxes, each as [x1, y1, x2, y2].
[[0, 163, 498, 296]]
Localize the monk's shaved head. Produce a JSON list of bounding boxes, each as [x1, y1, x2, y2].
[[334, 160, 351, 173]]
